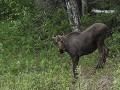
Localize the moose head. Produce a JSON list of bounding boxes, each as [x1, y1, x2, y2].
[[52, 34, 65, 54]]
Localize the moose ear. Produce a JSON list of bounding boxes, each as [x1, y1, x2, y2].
[[52, 35, 58, 43], [52, 35, 61, 42], [60, 35, 65, 42], [52, 34, 56, 40]]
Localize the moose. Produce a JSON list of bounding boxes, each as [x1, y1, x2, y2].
[[53, 23, 112, 79]]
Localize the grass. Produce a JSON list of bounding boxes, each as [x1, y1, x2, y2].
[[0, 72, 70, 90], [0, 46, 120, 90], [0, 47, 73, 90]]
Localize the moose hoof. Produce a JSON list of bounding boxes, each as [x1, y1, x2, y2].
[[72, 78, 77, 84]]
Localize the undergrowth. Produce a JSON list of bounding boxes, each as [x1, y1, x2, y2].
[[0, 46, 120, 90]]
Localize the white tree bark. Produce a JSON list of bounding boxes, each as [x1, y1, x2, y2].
[[65, 0, 81, 32], [91, 9, 116, 14], [81, 0, 87, 16]]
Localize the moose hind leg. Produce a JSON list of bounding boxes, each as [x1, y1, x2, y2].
[[102, 44, 109, 64], [96, 35, 107, 69]]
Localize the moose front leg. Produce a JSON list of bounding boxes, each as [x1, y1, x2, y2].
[[102, 45, 109, 64], [72, 56, 79, 79]]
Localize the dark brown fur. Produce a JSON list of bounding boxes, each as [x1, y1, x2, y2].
[[53, 23, 110, 79]]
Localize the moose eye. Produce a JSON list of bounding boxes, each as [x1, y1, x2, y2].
[[61, 40, 64, 43], [54, 41, 58, 45]]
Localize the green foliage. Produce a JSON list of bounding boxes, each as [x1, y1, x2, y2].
[[0, 7, 70, 53], [0, 0, 34, 19], [87, 0, 119, 10], [0, 0, 20, 19]]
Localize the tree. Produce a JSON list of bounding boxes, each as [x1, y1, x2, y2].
[[64, 0, 82, 31]]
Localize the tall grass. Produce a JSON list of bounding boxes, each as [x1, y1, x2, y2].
[[0, 44, 120, 90], [0, 45, 73, 90]]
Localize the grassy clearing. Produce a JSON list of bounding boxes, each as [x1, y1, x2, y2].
[[0, 46, 120, 90], [0, 47, 73, 90]]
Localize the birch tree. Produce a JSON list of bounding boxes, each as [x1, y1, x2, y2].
[[65, 0, 82, 31]]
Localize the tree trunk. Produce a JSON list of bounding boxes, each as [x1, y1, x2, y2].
[[65, 0, 81, 32], [81, 0, 87, 16]]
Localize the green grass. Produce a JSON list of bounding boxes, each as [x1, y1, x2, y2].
[[0, 71, 71, 90], [0, 47, 73, 90], [0, 46, 120, 90]]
